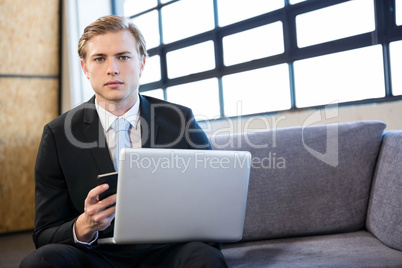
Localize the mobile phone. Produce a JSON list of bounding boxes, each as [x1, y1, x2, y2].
[[97, 172, 118, 201]]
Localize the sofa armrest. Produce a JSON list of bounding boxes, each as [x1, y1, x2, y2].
[[366, 131, 402, 252]]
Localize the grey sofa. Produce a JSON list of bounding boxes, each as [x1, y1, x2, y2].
[[210, 121, 402, 267]]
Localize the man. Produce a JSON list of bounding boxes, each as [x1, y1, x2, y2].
[[20, 15, 228, 267]]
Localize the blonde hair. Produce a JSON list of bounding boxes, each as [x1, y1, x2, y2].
[[78, 15, 148, 60]]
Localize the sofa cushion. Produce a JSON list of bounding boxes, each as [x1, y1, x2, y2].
[[222, 231, 402, 268], [366, 131, 402, 251], [210, 121, 386, 241]]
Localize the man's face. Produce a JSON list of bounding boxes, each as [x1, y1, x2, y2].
[[81, 30, 145, 109]]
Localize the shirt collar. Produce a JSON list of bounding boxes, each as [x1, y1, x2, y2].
[[95, 96, 141, 132]]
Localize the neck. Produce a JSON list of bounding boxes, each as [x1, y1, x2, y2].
[[96, 95, 138, 117]]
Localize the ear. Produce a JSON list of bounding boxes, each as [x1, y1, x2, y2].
[[139, 56, 146, 77], [81, 59, 90, 79]]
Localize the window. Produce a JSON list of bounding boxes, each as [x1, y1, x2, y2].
[[124, 1, 157, 16], [294, 46, 385, 107], [129, 10, 160, 49], [222, 64, 290, 116], [122, 0, 402, 120], [167, 79, 220, 120], [390, 41, 402, 96], [141, 55, 161, 84], [166, 41, 215, 78], [222, 22, 284, 66], [161, 0, 214, 44], [142, 88, 164, 100], [217, 0, 283, 27], [296, 0, 375, 48], [397, 0, 402, 26], [290, 0, 306, 4]]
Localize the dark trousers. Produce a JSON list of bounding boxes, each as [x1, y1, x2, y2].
[[20, 242, 228, 268]]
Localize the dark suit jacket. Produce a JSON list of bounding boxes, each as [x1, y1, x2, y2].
[[33, 94, 211, 249]]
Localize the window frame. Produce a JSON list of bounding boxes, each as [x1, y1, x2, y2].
[[115, 0, 402, 120]]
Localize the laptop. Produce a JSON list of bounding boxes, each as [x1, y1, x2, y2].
[[98, 148, 251, 244]]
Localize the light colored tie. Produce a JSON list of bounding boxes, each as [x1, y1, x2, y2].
[[111, 118, 131, 171]]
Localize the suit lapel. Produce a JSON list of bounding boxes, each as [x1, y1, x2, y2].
[[139, 94, 159, 148], [79, 95, 157, 174], [82, 97, 115, 174]]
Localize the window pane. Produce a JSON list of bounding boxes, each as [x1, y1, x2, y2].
[[162, 0, 214, 43], [296, 0, 375, 48], [130, 11, 160, 49], [166, 41, 215, 78], [141, 89, 164, 100], [217, 0, 283, 27], [223, 22, 283, 66], [124, 0, 157, 16], [294, 46, 385, 108], [390, 41, 402, 96], [289, 0, 306, 4], [397, 0, 402, 26], [141, 55, 160, 84], [222, 64, 291, 117], [167, 79, 220, 120]]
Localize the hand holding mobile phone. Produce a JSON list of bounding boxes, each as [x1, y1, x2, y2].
[[97, 172, 118, 201]]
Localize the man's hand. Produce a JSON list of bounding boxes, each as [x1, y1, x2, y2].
[[75, 184, 116, 242]]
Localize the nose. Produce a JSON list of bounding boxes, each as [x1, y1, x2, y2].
[[107, 59, 119, 76]]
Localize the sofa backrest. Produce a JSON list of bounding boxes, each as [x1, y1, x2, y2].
[[210, 121, 386, 242], [366, 131, 402, 251]]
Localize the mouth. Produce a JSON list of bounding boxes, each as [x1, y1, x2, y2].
[[105, 80, 123, 88]]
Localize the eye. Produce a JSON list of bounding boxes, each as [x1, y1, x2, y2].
[[94, 57, 104, 62], [119, 56, 129, 61]]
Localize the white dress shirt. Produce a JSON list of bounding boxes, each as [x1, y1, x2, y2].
[[95, 97, 142, 158]]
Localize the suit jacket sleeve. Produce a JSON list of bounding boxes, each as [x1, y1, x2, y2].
[[184, 108, 211, 150], [33, 124, 77, 248]]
